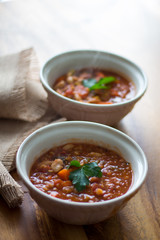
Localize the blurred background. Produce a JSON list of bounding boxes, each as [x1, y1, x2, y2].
[[1, 0, 160, 63], [1, 0, 160, 120]]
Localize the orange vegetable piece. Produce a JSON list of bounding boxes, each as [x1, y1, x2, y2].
[[58, 169, 70, 181], [98, 102, 113, 104]]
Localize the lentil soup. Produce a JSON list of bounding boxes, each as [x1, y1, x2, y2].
[[53, 68, 135, 104], [30, 143, 133, 203]]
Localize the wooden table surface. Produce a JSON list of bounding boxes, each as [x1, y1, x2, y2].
[[0, 0, 160, 239]]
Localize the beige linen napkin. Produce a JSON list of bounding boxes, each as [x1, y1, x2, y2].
[[0, 115, 66, 208], [0, 48, 48, 122], [0, 48, 65, 208]]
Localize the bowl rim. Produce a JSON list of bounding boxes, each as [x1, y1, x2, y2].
[[16, 121, 148, 207], [40, 49, 148, 108]]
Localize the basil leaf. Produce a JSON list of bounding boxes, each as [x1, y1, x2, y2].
[[90, 76, 116, 90], [82, 78, 97, 88], [90, 84, 110, 90], [82, 76, 116, 91], [69, 160, 81, 168], [99, 76, 116, 85], [83, 162, 102, 178], [69, 168, 89, 191]]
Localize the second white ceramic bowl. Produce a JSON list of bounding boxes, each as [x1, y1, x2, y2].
[[40, 50, 147, 125]]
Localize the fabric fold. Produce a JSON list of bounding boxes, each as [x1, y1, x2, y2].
[[0, 161, 24, 208], [0, 48, 48, 122], [0, 48, 66, 208]]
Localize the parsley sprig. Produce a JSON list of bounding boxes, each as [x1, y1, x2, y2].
[[68, 160, 102, 192], [83, 76, 116, 90]]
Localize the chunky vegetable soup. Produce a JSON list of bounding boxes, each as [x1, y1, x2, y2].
[[30, 143, 133, 203], [53, 68, 135, 104]]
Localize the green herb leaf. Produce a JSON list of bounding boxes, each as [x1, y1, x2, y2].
[[90, 76, 116, 90], [69, 168, 89, 191], [83, 78, 97, 88], [69, 162, 102, 192], [82, 76, 116, 90], [99, 76, 116, 85], [69, 160, 81, 168], [83, 162, 102, 178]]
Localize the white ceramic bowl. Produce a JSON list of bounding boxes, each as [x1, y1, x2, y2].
[[40, 50, 147, 125], [16, 121, 147, 225]]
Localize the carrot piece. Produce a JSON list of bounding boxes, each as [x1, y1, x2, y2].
[[98, 102, 113, 104], [57, 169, 70, 181]]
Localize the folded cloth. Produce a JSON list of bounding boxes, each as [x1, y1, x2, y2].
[[0, 48, 66, 208], [0, 48, 48, 122], [0, 115, 66, 208], [0, 161, 24, 208]]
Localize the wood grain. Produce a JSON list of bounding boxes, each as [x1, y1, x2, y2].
[[0, 0, 160, 239]]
